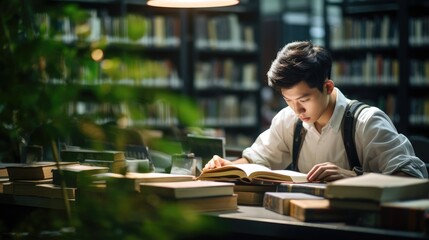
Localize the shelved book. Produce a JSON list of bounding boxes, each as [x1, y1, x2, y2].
[[197, 164, 307, 184], [263, 192, 323, 215], [139, 180, 235, 199], [325, 173, 429, 211]]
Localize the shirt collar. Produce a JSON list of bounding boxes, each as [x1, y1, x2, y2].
[[302, 87, 349, 133], [330, 88, 349, 132]]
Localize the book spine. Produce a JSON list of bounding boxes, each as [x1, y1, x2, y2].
[[61, 151, 124, 162], [277, 184, 325, 197], [381, 207, 426, 232], [263, 193, 287, 215]]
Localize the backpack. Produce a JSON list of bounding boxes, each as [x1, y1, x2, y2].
[[288, 100, 369, 171]]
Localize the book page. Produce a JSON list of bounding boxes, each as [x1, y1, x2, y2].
[[202, 163, 271, 176], [250, 170, 308, 183]]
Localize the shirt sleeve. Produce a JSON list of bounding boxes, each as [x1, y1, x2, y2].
[[356, 107, 428, 178], [242, 107, 296, 169]]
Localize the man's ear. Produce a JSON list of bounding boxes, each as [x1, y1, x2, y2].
[[324, 80, 335, 94]]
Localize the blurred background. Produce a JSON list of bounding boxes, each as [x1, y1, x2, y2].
[[0, 0, 428, 163]]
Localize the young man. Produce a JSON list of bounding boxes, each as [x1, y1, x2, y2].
[[203, 41, 428, 182]]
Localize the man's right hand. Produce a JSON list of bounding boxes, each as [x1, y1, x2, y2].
[[203, 155, 232, 171]]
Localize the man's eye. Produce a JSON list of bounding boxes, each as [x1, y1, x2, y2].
[[300, 99, 309, 103]]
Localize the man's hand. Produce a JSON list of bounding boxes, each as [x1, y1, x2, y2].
[[307, 162, 357, 182], [202, 155, 232, 171]]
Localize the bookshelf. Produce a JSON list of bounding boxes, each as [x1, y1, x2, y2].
[[29, 0, 262, 150], [189, 0, 261, 148], [323, 0, 429, 138]]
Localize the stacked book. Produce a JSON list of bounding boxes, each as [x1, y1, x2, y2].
[[233, 183, 277, 206], [2, 161, 80, 200], [139, 180, 237, 212], [324, 173, 429, 230], [0, 163, 23, 193], [61, 148, 127, 174]]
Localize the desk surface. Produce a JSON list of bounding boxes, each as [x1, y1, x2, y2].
[[0, 193, 427, 240], [204, 205, 428, 240]]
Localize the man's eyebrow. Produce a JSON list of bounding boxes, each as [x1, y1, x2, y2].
[[283, 93, 311, 101]]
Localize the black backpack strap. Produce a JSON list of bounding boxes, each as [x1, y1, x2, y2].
[[289, 119, 307, 171], [342, 100, 369, 169]]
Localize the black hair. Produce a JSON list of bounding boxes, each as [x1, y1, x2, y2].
[[267, 41, 332, 92]]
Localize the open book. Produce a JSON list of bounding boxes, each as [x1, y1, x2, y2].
[[197, 164, 308, 183]]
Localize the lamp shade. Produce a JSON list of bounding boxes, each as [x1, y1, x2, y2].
[[147, 0, 239, 8]]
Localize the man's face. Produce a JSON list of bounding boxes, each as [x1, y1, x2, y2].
[[280, 81, 330, 124]]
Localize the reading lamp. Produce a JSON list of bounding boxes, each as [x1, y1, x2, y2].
[[147, 0, 239, 8]]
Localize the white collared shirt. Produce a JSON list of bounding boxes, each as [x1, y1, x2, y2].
[[243, 88, 428, 178]]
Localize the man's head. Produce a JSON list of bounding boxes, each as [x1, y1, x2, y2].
[[267, 41, 332, 92], [267, 41, 335, 126]]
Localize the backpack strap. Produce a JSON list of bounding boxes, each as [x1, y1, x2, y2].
[[289, 100, 369, 171], [342, 100, 369, 169], [290, 119, 306, 171]]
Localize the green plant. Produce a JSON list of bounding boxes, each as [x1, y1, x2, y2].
[[0, 1, 214, 238]]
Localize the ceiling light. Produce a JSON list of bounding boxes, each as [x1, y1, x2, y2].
[[147, 0, 239, 8]]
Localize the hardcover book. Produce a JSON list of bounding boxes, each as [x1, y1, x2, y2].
[[233, 183, 278, 193], [102, 172, 195, 192], [83, 159, 127, 174], [197, 164, 308, 183], [2, 179, 52, 195], [381, 199, 429, 232], [61, 149, 126, 162], [52, 164, 109, 188], [263, 192, 323, 215], [235, 191, 265, 206], [0, 163, 25, 178], [289, 199, 348, 222], [173, 194, 238, 212], [329, 198, 381, 212], [277, 182, 327, 197], [324, 173, 429, 202], [37, 183, 76, 199], [6, 162, 78, 181], [0, 178, 10, 193], [139, 180, 235, 199], [233, 182, 278, 206]]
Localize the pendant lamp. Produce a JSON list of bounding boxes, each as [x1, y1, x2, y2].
[[147, 0, 239, 8]]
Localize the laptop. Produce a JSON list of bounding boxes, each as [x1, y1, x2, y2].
[[184, 134, 226, 166]]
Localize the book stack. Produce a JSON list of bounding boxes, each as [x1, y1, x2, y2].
[[234, 183, 277, 206], [52, 164, 110, 188], [325, 173, 429, 212], [0, 163, 23, 193], [263, 192, 323, 215], [139, 180, 237, 212], [3, 161, 79, 200], [61, 149, 127, 174], [325, 173, 429, 227]]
